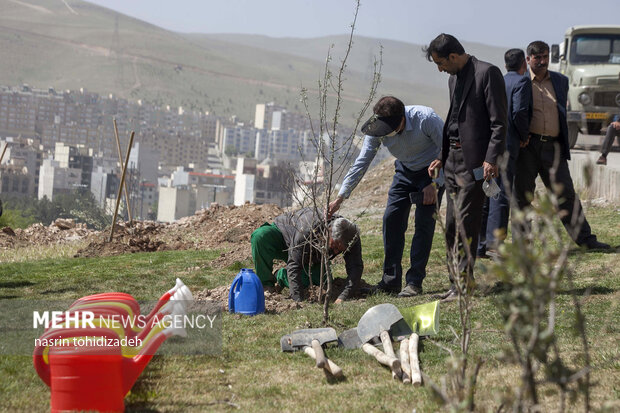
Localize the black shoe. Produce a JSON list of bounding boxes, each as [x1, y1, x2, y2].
[[397, 284, 423, 297], [584, 240, 611, 250], [596, 155, 607, 165]]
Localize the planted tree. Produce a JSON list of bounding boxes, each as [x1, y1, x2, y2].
[[292, 0, 382, 322]]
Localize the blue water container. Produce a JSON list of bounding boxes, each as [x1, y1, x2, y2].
[[228, 268, 265, 315]]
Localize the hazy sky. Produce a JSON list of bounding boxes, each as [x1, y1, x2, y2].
[[85, 0, 619, 47]]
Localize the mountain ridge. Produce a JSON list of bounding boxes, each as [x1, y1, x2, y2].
[[0, 0, 508, 124]]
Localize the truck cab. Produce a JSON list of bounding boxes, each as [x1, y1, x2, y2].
[[550, 25, 620, 148]]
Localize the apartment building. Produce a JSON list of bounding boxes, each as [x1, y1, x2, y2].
[[234, 157, 293, 208]]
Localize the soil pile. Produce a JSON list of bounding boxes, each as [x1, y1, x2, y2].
[[194, 286, 304, 314], [0, 219, 95, 250], [73, 203, 283, 267]]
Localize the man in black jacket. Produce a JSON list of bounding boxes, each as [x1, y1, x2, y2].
[[250, 208, 364, 303], [425, 33, 507, 301]]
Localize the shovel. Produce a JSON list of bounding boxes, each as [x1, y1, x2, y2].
[[400, 300, 440, 386], [357, 303, 405, 378], [280, 330, 343, 378], [289, 328, 338, 369]]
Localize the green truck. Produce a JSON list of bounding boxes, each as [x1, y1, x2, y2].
[[550, 25, 620, 148]]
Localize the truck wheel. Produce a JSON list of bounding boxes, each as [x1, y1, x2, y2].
[[568, 123, 579, 148], [586, 121, 602, 135]]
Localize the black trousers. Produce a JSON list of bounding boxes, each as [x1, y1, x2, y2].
[[513, 137, 595, 246], [444, 148, 485, 283], [381, 161, 444, 290]]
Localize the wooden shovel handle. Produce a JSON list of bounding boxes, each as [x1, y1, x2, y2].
[[362, 343, 401, 372], [311, 339, 326, 369], [409, 332, 421, 386], [400, 338, 412, 384], [380, 330, 402, 379], [303, 347, 343, 378]]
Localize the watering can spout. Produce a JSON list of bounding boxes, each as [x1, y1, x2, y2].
[[123, 353, 154, 395], [122, 326, 186, 394]]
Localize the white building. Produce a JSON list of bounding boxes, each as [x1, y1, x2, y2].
[[220, 125, 258, 157], [233, 158, 256, 206], [157, 185, 192, 223], [233, 157, 293, 207], [38, 158, 82, 200], [157, 183, 230, 223], [128, 141, 159, 184], [254, 129, 320, 163], [90, 165, 118, 207], [254, 102, 285, 130]]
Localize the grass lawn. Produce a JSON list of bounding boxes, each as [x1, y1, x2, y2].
[[0, 206, 618, 412]]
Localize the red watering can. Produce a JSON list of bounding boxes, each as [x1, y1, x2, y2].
[[40, 325, 186, 412]]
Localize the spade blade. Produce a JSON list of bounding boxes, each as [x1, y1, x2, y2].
[[357, 303, 403, 344]]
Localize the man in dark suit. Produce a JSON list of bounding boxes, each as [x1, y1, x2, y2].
[[425, 34, 507, 301], [513, 41, 609, 250], [478, 49, 532, 257]]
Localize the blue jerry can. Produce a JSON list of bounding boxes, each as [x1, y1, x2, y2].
[[228, 268, 265, 315]]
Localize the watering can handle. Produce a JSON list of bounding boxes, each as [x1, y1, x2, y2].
[[303, 347, 343, 378], [361, 343, 401, 372], [408, 332, 421, 386], [228, 277, 242, 312]]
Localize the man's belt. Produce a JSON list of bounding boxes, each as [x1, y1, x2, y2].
[[530, 133, 557, 142], [449, 137, 461, 148]]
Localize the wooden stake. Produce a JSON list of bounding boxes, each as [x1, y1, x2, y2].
[[113, 118, 133, 223], [0, 142, 8, 164], [109, 131, 135, 242]]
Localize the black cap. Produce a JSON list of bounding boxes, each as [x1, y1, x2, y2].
[[361, 114, 403, 137]]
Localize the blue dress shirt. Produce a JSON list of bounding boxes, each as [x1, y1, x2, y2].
[[338, 105, 444, 198]]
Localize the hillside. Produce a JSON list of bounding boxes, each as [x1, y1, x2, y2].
[[198, 33, 507, 93], [0, 0, 505, 125]]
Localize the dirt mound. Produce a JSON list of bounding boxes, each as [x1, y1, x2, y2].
[[163, 203, 283, 250], [0, 219, 96, 250], [74, 221, 169, 258], [195, 286, 304, 315], [74, 203, 284, 266]]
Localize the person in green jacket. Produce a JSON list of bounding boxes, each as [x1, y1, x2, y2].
[[251, 208, 363, 303]]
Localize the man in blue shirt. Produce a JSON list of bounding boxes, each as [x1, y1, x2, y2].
[[328, 96, 444, 297]]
